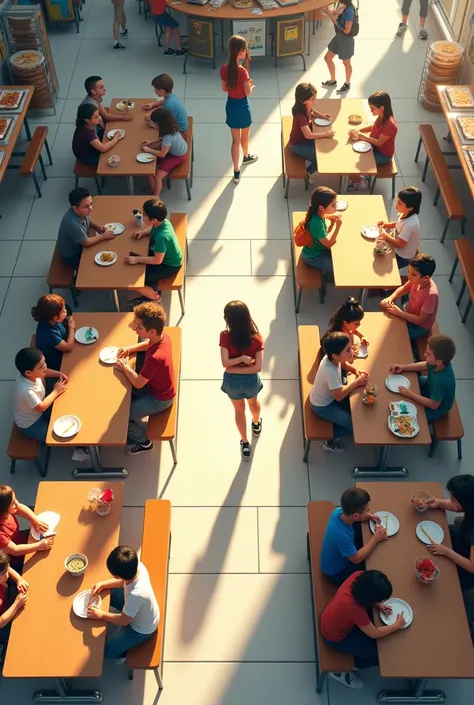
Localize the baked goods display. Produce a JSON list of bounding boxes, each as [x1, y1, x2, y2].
[[0, 91, 22, 109], [456, 116, 474, 142], [0, 117, 12, 141], [445, 86, 474, 110], [231, 0, 253, 7], [348, 114, 362, 125], [418, 40, 463, 113], [465, 147, 474, 176]]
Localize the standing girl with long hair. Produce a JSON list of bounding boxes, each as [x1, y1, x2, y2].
[[141, 107, 188, 197], [220, 301, 264, 460], [220, 35, 257, 185], [322, 0, 356, 94], [289, 83, 334, 176]]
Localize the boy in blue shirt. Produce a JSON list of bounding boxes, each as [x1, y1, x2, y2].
[[32, 294, 75, 372], [143, 74, 188, 134], [321, 487, 387, 585]]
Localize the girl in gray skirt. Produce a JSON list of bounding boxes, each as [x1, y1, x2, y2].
[[322, 0, 356, 94]]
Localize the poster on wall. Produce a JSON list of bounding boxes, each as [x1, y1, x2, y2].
[[187, 18, 215, 59], [276, 15, 305, 58], [232, 19, 266, 57]]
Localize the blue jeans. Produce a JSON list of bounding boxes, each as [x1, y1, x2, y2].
[[310, 400, 353, 438], [21, 409, 51, 443], [104, 588, 154, 659], [407, 321, 430, 341], [322, 626, 378, 669], [289, 141, 318, 174], [419, 375, 449, 423], [373, 147, 393, 165], [128, 387, 174, 444]]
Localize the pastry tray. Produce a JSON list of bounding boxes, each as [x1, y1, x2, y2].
[[0, 115, 18, 146], [453, 113, 474, 144], [444, 86, 474, 110], [0, 88, 28, 113], [0, 151, 4, 168], [463, 147, 474, 179]]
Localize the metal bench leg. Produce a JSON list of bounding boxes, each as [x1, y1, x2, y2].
[[45, 138, 53, 165], [391, 176, 396, 199], [32, 170, 42, 198], [433, 187, 440, 206], [295, 288, 302, 313], [75, 176, 79, 188], [70, 282, 79, 308], [284, 177, 290, 199], [319, 286, 324, 304], [316, 671, 327, 694], [414, 137, 422, 162], [303, 438, 311, 462], [304, 176, 309, 191], [461, 217, 466, 235], [370, 177, 377, 194], [34, 458, 46, 478], [94, 176, 102, 195], [449, 256, 459, 282], [440, 218, 450, 243], [462, 298, 472, 324], [169, 439, 177, 465], [457, 439, 462, 460], [177, 288, 185, 315], [10, 459, 16, 474], [428, 437, 439, 458], [421, 155, 430, 182], [456, 279, 466, 307], [44, 445, 51, 474], [154, 667, 164, 690], [185, 177, 191, 201], [128, 668, 134, 681], [39, 154, 47, 181]]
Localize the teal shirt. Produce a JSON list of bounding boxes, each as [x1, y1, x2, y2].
[[151, 220, 182, 268], [427, 362, 455, 416], [302, 215, 328, 259]]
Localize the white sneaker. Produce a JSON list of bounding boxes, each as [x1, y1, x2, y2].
[[347, 177, 367, 192], [329, 672, 364, 689], [322, 440, 346, 453], [113, 657, 126, 665], [72, 447, 90, 462]]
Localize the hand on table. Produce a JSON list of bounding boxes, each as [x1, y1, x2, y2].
[[390, 364, 404, 374], [116, 347, 130, 359], [367, 513, 381, 525], [115, 357, 129, 372], [349, 129, 359, 140], [124, 256, 138, 265], [386, 304, 402, 317], [33, 517, 49, 534], [132, 230, 146, 240], [102, 230, 115, 241], [16, 577, 29, 594], [373, 524, 388, 543], [379, 602, 392, 616], [53, 379, 68, 396], [143, 102, 154, 111], [397, 386, 414, 399], [380, 297, 394, 310], [97, 224, 107, 234], [87, 605, 104, 620], [58, 371, 69, 383], [355, 369, 368, 379], [377, 221, 387, 228], [322, 129, 335, 139], [90, 581, 106, 596], [394, 612, 406, 629], [121, 113, 133, 122], [425, 496, 439, 509], [14, 592, 28, 611], [427, 543, 449, 556], [38, 535, 55, 551]]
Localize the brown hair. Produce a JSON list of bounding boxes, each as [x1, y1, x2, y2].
[[0, 551, 10, 574], [0, 485, 14, 518], [341, 487, 370, 516], [31, 294, 66, 323], [149, 107, 179, 137], [223, 300, 259, 352], [304, 186, 337, 226], [368, 91, 394, 124], [151, 73, 174, 94], [226, 35, 250, 89], [428, 334, 456, 366], [133, 301, 166, 335], [292, 82, 317, 117]]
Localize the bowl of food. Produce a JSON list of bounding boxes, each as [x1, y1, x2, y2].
[[414, 556, 440, 584], [65, 553, 88, 577], [107, 154, 120, 168], [373, 238, 390, 256], [362, 383, 378, 406], [412, 490, 431, 513]]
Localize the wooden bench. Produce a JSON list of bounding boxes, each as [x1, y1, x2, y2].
[[73, 159, 103, 195], [47, 243, 79, 308], [414, 124, 466, 243], [415, 323, 464, 459], [7, 423, 50, 478], [449, 239, 474, 324], [159, 213, 187, 315], [281, 116, 309, 199], [146, 327, 181, 464], [127, 499, 171, 690], [369, 158, 398, 199], [298, 326, 333, 462], [307, 501, 354, 692], [19, 126, 52, 198], [167, 116, 193, 201], [291, 212, 325, 312]]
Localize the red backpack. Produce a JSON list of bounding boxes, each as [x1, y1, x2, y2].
[[293, 219, 312, 248]]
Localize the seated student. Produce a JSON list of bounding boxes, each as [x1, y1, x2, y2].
[[57, 188, 115, 271], [80, 75, 133, 134], [321, 487, 387, 585], [320, 570, 405, 690], [299, 186, 342, 280], [289, 82, 334, 176], [87, 545, 159, 660], [310, 332, 367, 453], [0, 551, 28, 647], [425, 474, 474, 592], [124, 199, 182, 303], [381, 253, 438, 341], [73, 103, 124, 167], [114, 302, 175, 456], [32, 294, 75, 371], [143, 74, 188, 134], [149, 0, 187, 55], [390, 333, 456, 422], [319, 296, 368, 359], [0, 485, 55, 568], [377, 186, 422, 270], [141, 108, 188, 197]]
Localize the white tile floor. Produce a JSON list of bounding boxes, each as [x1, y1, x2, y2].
[[1, 0, 474, 702]]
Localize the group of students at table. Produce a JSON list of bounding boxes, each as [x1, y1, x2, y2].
[[0, 485, 160, 660], [318, 478, 474, 689]]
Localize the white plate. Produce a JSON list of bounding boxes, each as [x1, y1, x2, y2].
[[30, 511, 61, 540], [104, 222, 124, 235], [73, 590, 102, 619], [116, 101, 134, 111], [107, 129, 124, 139], [389, 401, 417, 417], [314, 117, 332, 126], [335, 199, 348, 211], [100, 346, 119, 364], [388, 414, 419, 439], [353, 140, 372, 153], [75, 327, 99, 344], [385, 374, 410, 393], [53, 415, 81, 438], [380, 598, 413, 629], [416, 520, 444, 545], [136, 152, 155, 163], [353, 344, 368, 359], [369, 511, 399, 537], [94, 251, 118, 266], [361, 224, 381, 240]]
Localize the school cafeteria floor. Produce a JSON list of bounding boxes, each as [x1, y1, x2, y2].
[[1, 0, 474, 702]]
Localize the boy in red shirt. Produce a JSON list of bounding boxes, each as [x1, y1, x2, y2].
[[0, 552, 28, 647], [149, 0, 187, 56], [115, 302, 175, 456]]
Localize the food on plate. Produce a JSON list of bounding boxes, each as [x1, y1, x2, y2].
[[0, 117, 11, 139], [352, 342, 360, 356], [392, 415, 416, 436], [362, 394, 376, 405], [364, 383, 378, 396], [445, 86, 474, 109], [374, 237, 390, 255], [67, 557, 86, 573], [0, 91, 21, 109], [414, 557, 439, 583], [99, 252, 115, 263], [412, 490, 430, 512], [348, 114, 362, 125], [13, 51, 41, 66], [457, 116, 474, 141], [232, 0, 252, 6], [107, 154, 120, 167], [119, 99, 133, 108]]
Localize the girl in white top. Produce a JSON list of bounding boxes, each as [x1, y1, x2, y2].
[[378, 186, 422, 270], [310, 332, 368, 453]]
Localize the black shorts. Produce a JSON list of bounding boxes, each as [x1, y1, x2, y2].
[[144, 262, 181, 287]]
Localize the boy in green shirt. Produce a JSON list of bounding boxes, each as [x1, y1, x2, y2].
[[125, 199, 182, 302]]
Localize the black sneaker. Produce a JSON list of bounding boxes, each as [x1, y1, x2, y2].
[[322, 79, 337, 87], [176, 48, 188, 56], [240, 441, 251, 460], [233, 170, 240, 184], [126, 441, 154, 456], [120, 28, 128, 36], [243, 154, 258, 164], [164, 48, 176, 55], [113, 42, 126, 50], [336, 82, 351, 94], [252, 418, 262, 437]]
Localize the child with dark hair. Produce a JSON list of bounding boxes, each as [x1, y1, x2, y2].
[[390, 333, 456, 422], [378, 186, 422, 269], [289, 83, 334, 175], [0, 485, 55, 565], [141, 107, 188, 196], [321, 570, 405, 689], [381, 253, 438, 340], [322, 0, 357, 94], [300, 186, 342, 279], [143, 74, 188, 133], [0, 551, 28, 646], [81, 76, 132, 130], [87, 545, 159, 660], [310, 332, 368, 453], [72, 103, 124, 166], [321, 487, 387, 585], [319, 297, 367, 364], [32, 294, 75, 371]]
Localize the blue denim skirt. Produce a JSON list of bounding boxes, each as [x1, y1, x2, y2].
[[225, 97, 252, 129], [221, 371, 262, 400]]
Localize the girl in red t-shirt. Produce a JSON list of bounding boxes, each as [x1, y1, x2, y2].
[[0, 485, 55, 568], [289, 83, 334, 176], [220, 35, 257, 185], [219, 301, 264, 460]]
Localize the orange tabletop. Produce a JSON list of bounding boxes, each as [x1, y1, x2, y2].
[[3, 481, 124, 679], [46, 313, 137, 448], [436, 84, 474, 200], [313, 98, 377, 177], [359, 481, 474, 680], [349, 313, 431, 447], [97, 98, 157, 178], [0, 86, 34, 183], [168, 0, 330, 20], [75, 196, 149, 292]]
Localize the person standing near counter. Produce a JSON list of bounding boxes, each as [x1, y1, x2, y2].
[[322, 0, 358, 94], [220, 35, 258, 185]]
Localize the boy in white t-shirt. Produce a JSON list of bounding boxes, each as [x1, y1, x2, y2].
[[87, 545, 159, 662], [378, 186, 422, 270], [13, 347, 68, 442], [310, 332, 368, 454]]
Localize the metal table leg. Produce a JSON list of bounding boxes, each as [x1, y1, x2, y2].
[[33, 677, 103, 703], [111, 289, 120, 312], [24, 116, 32, 141], [353, 445, 408, 478], [72, 445, 128, 479], [126, 176, 135, 195], [378, 678, 446, 703]]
